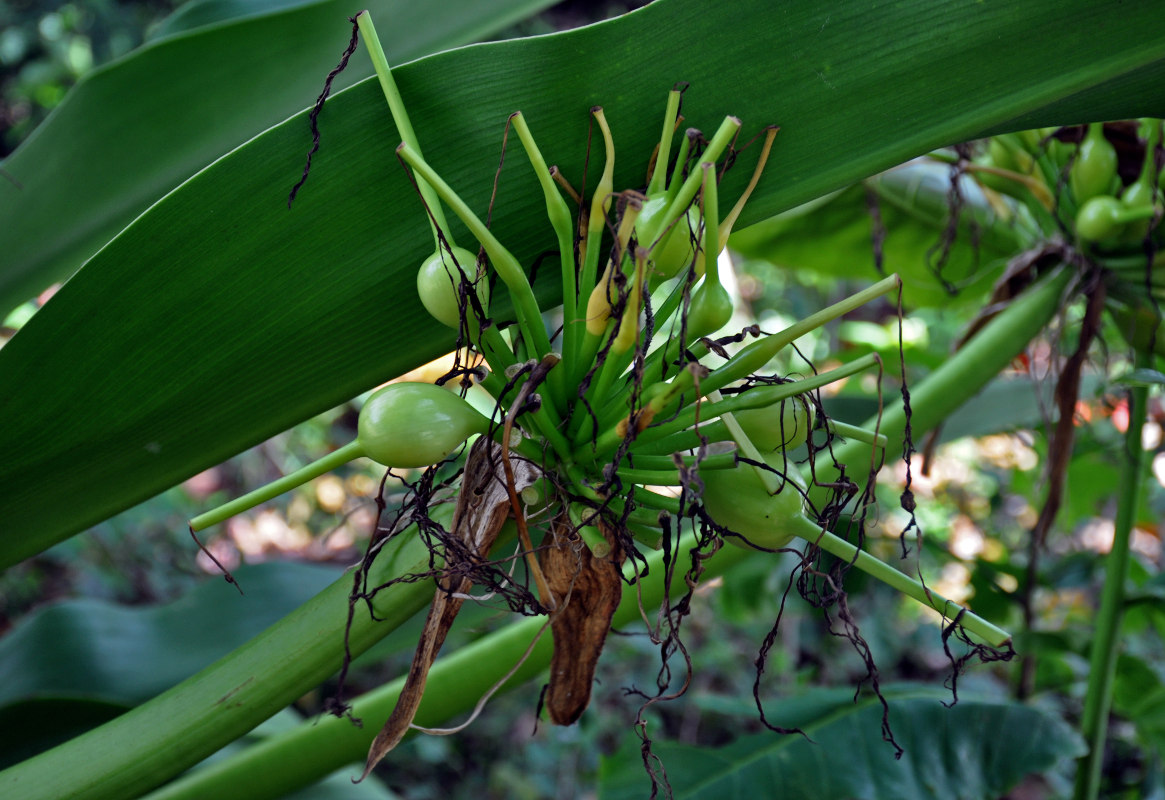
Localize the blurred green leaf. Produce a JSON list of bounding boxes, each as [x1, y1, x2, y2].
[[600, 690, 1085, 799], [0, 563, 342, 771], [151, 0, 331, 38], [0, 697, 127, 772], [730, 164, 1021, 308], [1113, 368, 1165, 388], [1063, 449, 1123, 529], [1113, 654, 1165, 755], [0, 562, 341, 709], [935, 374, 1106, 443]]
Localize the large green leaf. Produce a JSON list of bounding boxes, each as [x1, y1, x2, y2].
[[0, 0, 559, 311], [1, 0, 1163, 569], [0, 562, 341, 710], [599, 689, 1086, 799], [730, 164, 1024, 308], [0, 562, 341, 770]]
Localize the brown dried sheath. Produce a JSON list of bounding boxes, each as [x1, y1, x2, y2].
[[359, 438, 539, 780], [542, 517, 625, 725]]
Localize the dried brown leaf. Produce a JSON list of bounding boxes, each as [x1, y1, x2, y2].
[[542, 517, 625, 726], [358, 438, 539, 780]]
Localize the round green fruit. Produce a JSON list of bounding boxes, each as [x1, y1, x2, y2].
[[636, 195, 703, 280], [358, 382, 490, 468], [700, 456, 818, 549], [1075, 195, 1126, 243], [417, 246, 488, 328], [734, 398, 815, 451]]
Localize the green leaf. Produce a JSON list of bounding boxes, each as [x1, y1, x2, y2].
[[0, 698, 128, 773], [0, 520, 438, 800], [1113, 654, 1165, 755], [0, 562, 341, 709], [150, 0, 333, 39], [1113, 367, 1165, 387], [730, 164, 1020, 308], [0, 0, 560, 312], [934, 374, 1105, 443], [599, 690, 1086, 799], [1, 0, 1163, 571]]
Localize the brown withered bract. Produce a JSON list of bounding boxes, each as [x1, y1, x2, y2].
[[541, 516, 625, 726], [358, 437, 540, 781]]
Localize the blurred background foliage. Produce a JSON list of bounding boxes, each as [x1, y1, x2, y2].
[[2, 1, 1164, 799], [0, 0, 183, 155]]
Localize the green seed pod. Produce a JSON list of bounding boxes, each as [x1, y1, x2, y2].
[[636, 195, 702, 280], [416, 246, 488, 328], [1070, 123, 1118, 205], [1119, 120, 1163, 243], [1075, 195, 1127, 243], [1119, 181, 1163, 243], [988, 136, 1034, 175], [700, 456, 819, 549], [734, 398, 815, 451], [358, 382, 490, 468], [685, 281, 733, 340]]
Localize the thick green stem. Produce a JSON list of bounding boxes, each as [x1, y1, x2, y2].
[[190, 440, 365, 531], [695, 274, 900, 398], [0, 510, 446, 800], [708, 383, 997, 643], [139, 532, 753, 800], [354, 12, 451, 250], [820, 266, 1074, 502], [510, 111, 574, 411], [699, 163, 722, 289], [1074, 356, 1152, 800], [638, 116, 740, 246], [800, 526, 1011, 647], [597, 353, 880, 459], [827, 419, 888, 449], [645, 88, 682, 198], [643, 275, 899, 421]]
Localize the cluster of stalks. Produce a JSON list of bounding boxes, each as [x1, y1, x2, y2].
[[194, 10, 1015, 789]]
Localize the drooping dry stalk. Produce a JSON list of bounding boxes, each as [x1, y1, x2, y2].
[[359, 438, 540, 779]]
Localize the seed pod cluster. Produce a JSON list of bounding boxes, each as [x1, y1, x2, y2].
[[195, 11, 1016, 782], [971, 119, 1164, 358]]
